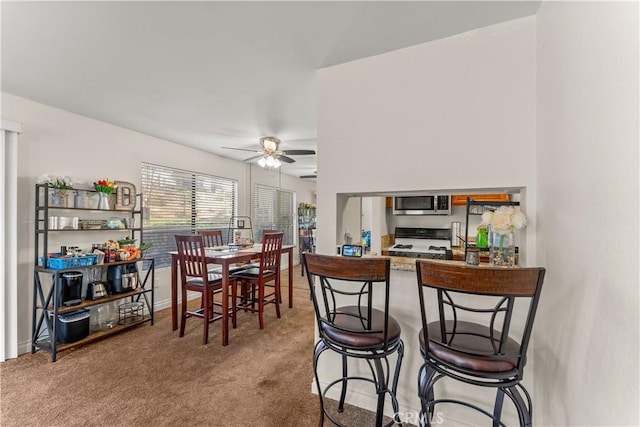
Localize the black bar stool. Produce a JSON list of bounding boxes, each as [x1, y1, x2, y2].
[[415, 260, 546, 427], [303, 253, 404, 427]]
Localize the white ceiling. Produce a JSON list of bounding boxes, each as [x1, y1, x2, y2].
[[1, 1, 540, 179]]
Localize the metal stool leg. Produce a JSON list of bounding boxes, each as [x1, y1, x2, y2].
[[506, 385, 532, 427], [390, 340, 404, 416], [313, 340, 328, 427], [418, 364, 438, 427], [373, 358, 387, 427], [493, 389, 505, 427], [337, 354, 348, 412]]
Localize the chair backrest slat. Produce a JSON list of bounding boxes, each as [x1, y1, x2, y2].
[[259, 231, 283, 275], [199, 229, 224, 247], [175, 235, 208, 280]]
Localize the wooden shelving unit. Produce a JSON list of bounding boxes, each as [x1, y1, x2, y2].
[[32, 184, 155, 362]]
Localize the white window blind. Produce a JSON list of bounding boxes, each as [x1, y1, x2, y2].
[[141, 163, 237, 268], [252, 184, 294, 245]]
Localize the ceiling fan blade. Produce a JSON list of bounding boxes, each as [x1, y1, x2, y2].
[[243, 155, 264, 162], [283, 149, 316, 156], [299, 175, 317, 179], [222, 146, 260, 153], [278, 155, 296, 164]]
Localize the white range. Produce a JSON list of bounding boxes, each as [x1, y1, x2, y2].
[[387, 227, 453, 260]]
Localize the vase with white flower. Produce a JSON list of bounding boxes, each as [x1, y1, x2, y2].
[[38, 174, 73, 207], [480, 205, 527, 267], [94, 179, 117, 210]]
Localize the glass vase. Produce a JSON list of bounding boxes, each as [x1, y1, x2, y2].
[[50, 189, 69, 207], [489, 228, 515, 267], [97, 192, 111, 210]]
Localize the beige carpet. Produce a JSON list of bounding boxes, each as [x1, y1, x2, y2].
[[0, 267, 389, 427]]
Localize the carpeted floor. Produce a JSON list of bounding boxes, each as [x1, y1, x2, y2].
[[0, 266, 387, 427]]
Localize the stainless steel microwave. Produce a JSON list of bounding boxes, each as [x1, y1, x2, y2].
[[392, 195, 451, 215]]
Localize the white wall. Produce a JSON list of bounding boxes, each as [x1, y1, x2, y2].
[[317, 17, 536, 422], [318, 16, 537, 255], [1, 92, 315, 355], [535, 2, 639, 425]]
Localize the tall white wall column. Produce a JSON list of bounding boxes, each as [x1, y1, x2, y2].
[[1, 119, 22, 361]]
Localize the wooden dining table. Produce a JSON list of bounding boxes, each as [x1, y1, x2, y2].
[[170, 244, 295, 345]]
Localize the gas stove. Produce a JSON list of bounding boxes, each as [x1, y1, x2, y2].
[[387, 227, 453, 260]]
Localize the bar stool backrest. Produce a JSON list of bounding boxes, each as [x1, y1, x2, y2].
[[416, 261, 545, 378], [303, 253, 393, 352]]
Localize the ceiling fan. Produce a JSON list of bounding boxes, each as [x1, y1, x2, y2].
[[222, 137, 315, 168]]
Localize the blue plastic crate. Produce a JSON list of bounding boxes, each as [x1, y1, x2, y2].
[[42, 254, 98, 270]]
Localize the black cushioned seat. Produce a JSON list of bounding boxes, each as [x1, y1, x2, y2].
[[419, 321, 521, 373], [323, 306, 402, 349], [186, 272, 223, 285], [208, 265, 247, 275], [232, 267, 275, 278]]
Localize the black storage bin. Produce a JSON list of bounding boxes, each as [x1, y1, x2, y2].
[[55, 309, 90, 343]]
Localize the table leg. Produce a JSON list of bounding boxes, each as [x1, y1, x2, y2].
[[222, 263, 229, 346], [288, 248, 293, 308], [171, 254, 178, 331]]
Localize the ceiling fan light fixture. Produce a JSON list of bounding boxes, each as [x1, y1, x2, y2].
[[260, 136, 280, 153], [265, 155, 275, 167], [272, 157, 281, 168], [258, 157, 267, 167]]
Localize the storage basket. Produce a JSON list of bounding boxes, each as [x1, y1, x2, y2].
[[42, 254, 98, 270], [118, 302, 144, 325]]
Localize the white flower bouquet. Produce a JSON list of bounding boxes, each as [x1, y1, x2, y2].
[[480, 205, 527, 235], [38, 174, 73, 190]]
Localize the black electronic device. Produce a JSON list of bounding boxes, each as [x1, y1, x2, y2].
[[341, 245, 363, 257], [59, 271, 83, 306], [107, 263, 138, 293]]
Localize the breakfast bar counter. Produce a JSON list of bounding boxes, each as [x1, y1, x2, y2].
[[386, 255, 510, 271]]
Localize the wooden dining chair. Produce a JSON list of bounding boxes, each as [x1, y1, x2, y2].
[[174, 235, 237, 344], [236, 229, 281, 296], [231, 231, 283, 329], [199, 229, 247, 276]]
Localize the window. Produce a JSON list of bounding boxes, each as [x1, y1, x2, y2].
[[252, 184, 294, 245], [141, 163, 237, 268]]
